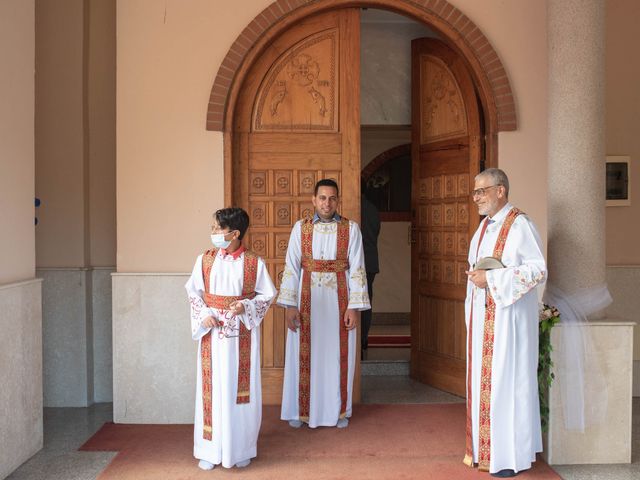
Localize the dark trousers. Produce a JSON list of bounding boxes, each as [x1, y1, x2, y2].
[[361, 272, 376, 350]]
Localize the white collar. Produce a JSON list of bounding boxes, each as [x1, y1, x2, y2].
[[487, 202, 513, 224]]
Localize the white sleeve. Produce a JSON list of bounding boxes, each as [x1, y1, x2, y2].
[[485, 216, 547, 308], [185, 254, 219, 340], [238, 257, 278, 330], [276, 221, 302, 308], [347, 221, 371, 311]]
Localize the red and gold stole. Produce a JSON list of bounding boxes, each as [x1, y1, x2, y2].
[[200, 248, 258, 440], [299, 217, 350, 421], [464, 208, 522, 471], [464, 217, 490, 467]]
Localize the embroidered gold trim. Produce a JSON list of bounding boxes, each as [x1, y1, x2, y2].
[[301, 258, 349, 272]]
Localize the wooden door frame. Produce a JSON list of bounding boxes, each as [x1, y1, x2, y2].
[[410, 37, 483, 395]]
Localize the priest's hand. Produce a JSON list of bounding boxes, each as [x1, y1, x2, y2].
[[286, 307, 301, 332], [229, 300, 245, 315], [202, 315, 221, 329], [344, 308, 359, 330], [466, 269, 488, 289]]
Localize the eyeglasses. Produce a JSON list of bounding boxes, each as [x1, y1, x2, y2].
[[471, 185, 502, 198], [210, 227, 237, 237]]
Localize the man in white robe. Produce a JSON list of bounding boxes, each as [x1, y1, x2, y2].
[[186, 207, 276, 470], [464, 168, 546, 477], [278, 179, 370, 429]]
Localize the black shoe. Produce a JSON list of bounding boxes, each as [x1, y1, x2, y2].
[[491, 469, 517, 478]]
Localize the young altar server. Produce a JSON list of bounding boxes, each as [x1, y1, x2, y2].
[[185, 207, 277, 470]]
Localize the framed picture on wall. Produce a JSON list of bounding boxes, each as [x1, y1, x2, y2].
[[606, 156, 631, 206]]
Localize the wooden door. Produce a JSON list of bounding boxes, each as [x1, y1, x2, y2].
[[233, 9, 361, 404], [410, 38, 481, 396]]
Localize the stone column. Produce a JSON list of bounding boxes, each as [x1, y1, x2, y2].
[[546, 2, 633, 466], [547, 0, 606, 299]]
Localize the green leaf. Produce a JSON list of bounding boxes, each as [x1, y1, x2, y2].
[[537, 304, 560, 432]]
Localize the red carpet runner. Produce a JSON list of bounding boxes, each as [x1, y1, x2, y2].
[[80, 404, 560, 479]]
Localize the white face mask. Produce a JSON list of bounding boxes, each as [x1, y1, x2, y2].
[[210, 233, 232, 249]]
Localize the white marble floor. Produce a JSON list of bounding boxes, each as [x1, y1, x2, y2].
[[6, 380, 639, 480], [6, 404, 115, 480]]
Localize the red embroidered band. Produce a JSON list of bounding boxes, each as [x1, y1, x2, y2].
[[301, 258, 350, 272], [203, 292, 256, 310]]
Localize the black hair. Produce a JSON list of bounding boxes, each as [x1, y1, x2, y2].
[[314, 178, 339, 196], [214, 207, 250, 240]]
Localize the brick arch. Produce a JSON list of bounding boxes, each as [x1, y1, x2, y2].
[[206, 0, 517, 133], [361, 143, 412, 181]]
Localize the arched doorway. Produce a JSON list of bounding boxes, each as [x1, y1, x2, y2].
[[208, 1, 515, 403], [362, 143, 412, 222], [207, 0, 515, 137]]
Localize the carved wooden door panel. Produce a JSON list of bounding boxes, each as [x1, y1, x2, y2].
[[233, 9, 360, 404], [410, 38, 481, 396]]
